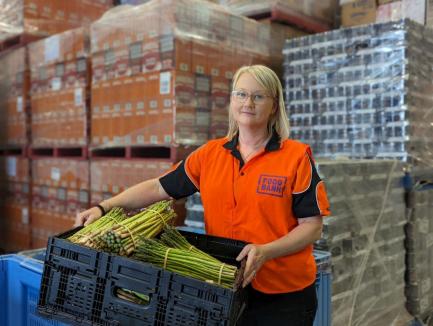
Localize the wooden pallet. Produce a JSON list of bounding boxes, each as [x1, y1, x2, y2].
[[250, 6, 331, 33]]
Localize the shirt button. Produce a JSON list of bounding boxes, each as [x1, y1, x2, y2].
[[240, 172, 245, 176]]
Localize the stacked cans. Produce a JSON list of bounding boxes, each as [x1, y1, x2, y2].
[[185, 192, 205, 229], [315, 160, 406, 326], [404, 171, 433, 320], [284, 20, 433, 165]]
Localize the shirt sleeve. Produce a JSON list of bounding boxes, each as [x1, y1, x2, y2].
[[158, 145, 205, 199], [291, 148, 331, 218]]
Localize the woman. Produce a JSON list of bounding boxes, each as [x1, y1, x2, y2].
[[76, 65, 330, 326]]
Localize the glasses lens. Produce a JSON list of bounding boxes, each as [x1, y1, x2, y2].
[[233, 91, 269, 104]]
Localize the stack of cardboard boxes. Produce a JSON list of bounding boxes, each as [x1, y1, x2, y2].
[[31, 158, 89, 247], [0, 47, 29, 147], [90, 0, 272, 148], [340, 0, 429, 27], [29, 27, 90, 147], [0, 155, 30, 251], [0, 0, 114, 250], [0, 0, 112, 42]]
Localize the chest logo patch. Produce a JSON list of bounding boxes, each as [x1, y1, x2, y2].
[[256, 174, 287, 197]]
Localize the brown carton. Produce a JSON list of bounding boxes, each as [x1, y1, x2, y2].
[[341, 0, 377, 27]]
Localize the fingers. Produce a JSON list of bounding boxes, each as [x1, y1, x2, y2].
[[236, 244, 251, 261], [74, 212, 87, 227], [240, 244, 258, 288], [74, 207, 102, 227], [83, 215, 99, 226], [242, 269, 257, 288]]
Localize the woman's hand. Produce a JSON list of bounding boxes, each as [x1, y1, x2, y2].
[[236, 244, 269, 288], [74, 207, 103, 227]]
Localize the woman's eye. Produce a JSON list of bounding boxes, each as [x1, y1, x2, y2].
[[254, 95, 265, 101]]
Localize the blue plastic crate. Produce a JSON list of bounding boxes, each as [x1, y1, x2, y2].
[[0, 253, 68, 326], [314, 250, 332, 326]]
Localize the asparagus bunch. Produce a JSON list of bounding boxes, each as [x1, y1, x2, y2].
[[160, 226, 219, 263], [116, 288, 150, 305], [68, 207, 127, 248], [133, 237, 238, 289], [99, 200, 175, 256]]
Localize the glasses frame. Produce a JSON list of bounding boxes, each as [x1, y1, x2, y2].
[[231, 90, 275, 105]]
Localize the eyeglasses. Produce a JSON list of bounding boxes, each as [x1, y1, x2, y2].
[[231, 90, 274, 104]]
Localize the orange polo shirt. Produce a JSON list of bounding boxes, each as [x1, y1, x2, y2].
[[159, 131, 330, 294]]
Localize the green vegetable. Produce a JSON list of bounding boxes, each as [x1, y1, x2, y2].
[[133, 236, 238, 289]]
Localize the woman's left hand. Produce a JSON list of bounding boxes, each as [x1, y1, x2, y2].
[[236, 244, 269, 288]]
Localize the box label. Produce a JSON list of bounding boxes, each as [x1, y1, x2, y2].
[[51, 167, 61, 181], [21, 208, 29, 225], [75, 88, 83, 106], [160, 71, 171, 95], [51, 77, 62, 91], [16, 96, 23, 112], [6, 157, 17, 177], [44, 35, 60, 62]]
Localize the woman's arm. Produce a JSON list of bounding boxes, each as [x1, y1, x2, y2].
[[237, 216, 323, 287], [75, 178, 170, 226]]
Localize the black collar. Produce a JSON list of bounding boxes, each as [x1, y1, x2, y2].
[[223, 129, 281, 152]]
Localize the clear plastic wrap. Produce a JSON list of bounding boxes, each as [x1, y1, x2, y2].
[[0, 192, 31, 252], [428, 0, 433, 28], [404, 169, 433, 320], [284, 20, 433, 167], [0, 154, 30, 252], [185, 192, 205, 229], [315, 159, 410, 326], [376, 0, 426, 25], [90, 159, 172, 204], [90, 0, 274, 147], [0, 0, 112, 42], [29, 27, 90, 147], [0, 47, 28, 146], [0, 156, 29, 185], [116, 0, 151, 4], [224, 0, 337, 26]]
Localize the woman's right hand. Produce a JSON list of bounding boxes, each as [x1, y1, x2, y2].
[[74, 207, 103, 227]]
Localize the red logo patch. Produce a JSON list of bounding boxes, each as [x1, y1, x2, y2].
[[256, 174, 287, 197]]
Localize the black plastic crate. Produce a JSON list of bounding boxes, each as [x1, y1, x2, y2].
[[38, 227, 111, 325], [162, 231, 247, 326], [38, 228, 248, 326], [100, 255, 169, 325]]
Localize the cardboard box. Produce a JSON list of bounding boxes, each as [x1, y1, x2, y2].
[[0, 47, 29, 147], [90, 0, 272, 147], [0, 0, 112, 42], [29, 27, 90, 147], [377, 0, 426, 24], [341, 0, 377, 27], [378, 0, 398, 4]]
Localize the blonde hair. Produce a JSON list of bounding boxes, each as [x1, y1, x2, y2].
[[226, 65, 290, 140]]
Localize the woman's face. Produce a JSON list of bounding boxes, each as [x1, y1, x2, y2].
[[230, 72, 275, 131]]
